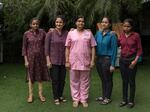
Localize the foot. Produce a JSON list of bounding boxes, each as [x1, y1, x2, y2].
[[95, 96, 103, 101], [73, 101, 79, 107], [27, 95, 33, 103], [39, 95, 46, 102], [100, 98, 112, 105], [82, 102, 88, 107], [59, 97, 67, 102], [119, 101, 127, 107], [54, 99, 60, 105], [127, 102, 134, 108]]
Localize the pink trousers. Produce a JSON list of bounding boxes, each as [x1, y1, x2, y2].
[[70, 70, 91, 103]]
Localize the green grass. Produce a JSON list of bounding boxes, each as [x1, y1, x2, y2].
[[0, 60, 150, 112]]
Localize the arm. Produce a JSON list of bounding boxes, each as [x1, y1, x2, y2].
[[22, 33, 29, 67], [90, 47, 96, 68], [65, 47, 70, 68], [45, 32, 52, 68], [110, 34, 118, 69]]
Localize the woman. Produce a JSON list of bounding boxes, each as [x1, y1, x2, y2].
[[95, 17, 117, 105], [118, 18, 142, 108], [65, 16, 96, 107], [22, 18, 49, 103], [45, 15, 68, 105]]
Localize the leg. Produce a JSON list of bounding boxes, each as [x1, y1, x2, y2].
[[50, 65, 60, 100], [119, 59, 129, 103], [38, 82, 46, 102], [70, 70, 80, 102], [128, 65, 137, 103], [80, 70, 90, 103], [58, 65, 66, 99], [96, 60, 106, 99], [27, 78, 33, 103]]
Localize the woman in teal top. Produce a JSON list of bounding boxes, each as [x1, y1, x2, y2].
[[95, 17, 117, 105]]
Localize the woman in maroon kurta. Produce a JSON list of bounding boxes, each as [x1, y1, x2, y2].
[[118, 18, 142, 108], [22, 18, 49, 103]]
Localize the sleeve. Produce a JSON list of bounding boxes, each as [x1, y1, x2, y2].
[[90, 32, 97, 47], [136, 34, 143, 56], [65, 32, 72, 47], [22, 33, 28, 56], [45, 32, 51, 56], [111, 34, 118, 67]]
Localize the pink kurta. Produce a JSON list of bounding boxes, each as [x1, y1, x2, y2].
[[65, 29, 96, 102], [65, 29, 97, 71]]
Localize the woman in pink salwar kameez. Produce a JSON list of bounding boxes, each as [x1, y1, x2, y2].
[[65, 16, 97, 107]]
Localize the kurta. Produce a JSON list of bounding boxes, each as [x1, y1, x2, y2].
[[65, 29, 97, 71], [22, 29, 49, 83]]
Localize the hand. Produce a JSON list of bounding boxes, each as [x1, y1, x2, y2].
[[47, 62, 52, 69], [25, 61, 29, 68], [110, 66, 115, 72], [90, 61, 95, 68], [65, 62, 70, 68], [129, 60, 137, 69]]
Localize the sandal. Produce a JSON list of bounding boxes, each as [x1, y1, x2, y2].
[[96, 96, 103, 101], [27, 95, 33, 103], [127, 102, 134, 108], [119, 101, 127, 107], [100, 99, 112, 105], [73, 101, 79, 107], [54, 99, 60, 105], [39, 95, 46, 102], [59, 97, 67, 102], [81, 102, 88, 107]]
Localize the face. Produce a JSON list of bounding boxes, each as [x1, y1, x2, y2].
[[123, 22, 132, 33], [55, 18, 64, 30], [76, 18, 84, 30], [101, 17, 111, 30], [30, 19, 39, 30]]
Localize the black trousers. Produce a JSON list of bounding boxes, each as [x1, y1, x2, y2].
[[119, 57, 137, 103], [50, 65, 66, 100], [96, 56, 113, 99]]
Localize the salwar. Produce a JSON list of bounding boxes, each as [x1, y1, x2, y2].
[[70, 70, 90, 103], [50, 65, 66, 100]]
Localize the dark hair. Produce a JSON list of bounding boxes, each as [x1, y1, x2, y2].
[[123, 18, 134, 27], [55, 15, 66, 23], [74, 15, 84, 22], [102, 16, 112, 29], [30, 17, 40, 24]]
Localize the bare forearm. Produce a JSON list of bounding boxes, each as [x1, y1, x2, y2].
[[65, 47, 70, 62], [91, 47, 95, 62]]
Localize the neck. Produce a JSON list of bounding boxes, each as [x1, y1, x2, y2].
[[77, 28, 84, 32], [56, 28, 62, 32]]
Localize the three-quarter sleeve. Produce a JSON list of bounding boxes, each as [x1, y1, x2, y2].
[[111, 34, 118, 67], [45, 32, 51, 56], [22, 33, 28, 56], [136, 34, 143, 56]]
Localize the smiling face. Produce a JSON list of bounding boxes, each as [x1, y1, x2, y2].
[[55, 17, 64, 30], [76, 17, 85, 30], [101, 17, 111, 30], [30, 19, 39, 30]]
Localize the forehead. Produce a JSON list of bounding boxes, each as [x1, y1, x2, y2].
[[31, 19, 39, 24], [102, 18, 109, 22], [77, 18, 84, 21], [123, 22, 131, 27], [56, 18, 64, 22]]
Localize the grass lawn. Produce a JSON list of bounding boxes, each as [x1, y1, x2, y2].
[[0, 60, 150, 112]]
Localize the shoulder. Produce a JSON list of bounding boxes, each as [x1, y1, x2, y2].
[[133, 32, 140, 38], [39, 29, 46, 33], [23, 30, 30, 37]]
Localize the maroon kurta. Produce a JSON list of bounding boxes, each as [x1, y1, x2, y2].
[[22, 29, 50, 83]]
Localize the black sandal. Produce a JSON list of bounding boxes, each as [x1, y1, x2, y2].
[[100, 99, 112, 105], [119, 101, 127, 107], [54, 99, 60, 105], [127, 102, 134, 108], [59, 97, 67, 102], [95, 96, 103, 101]]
